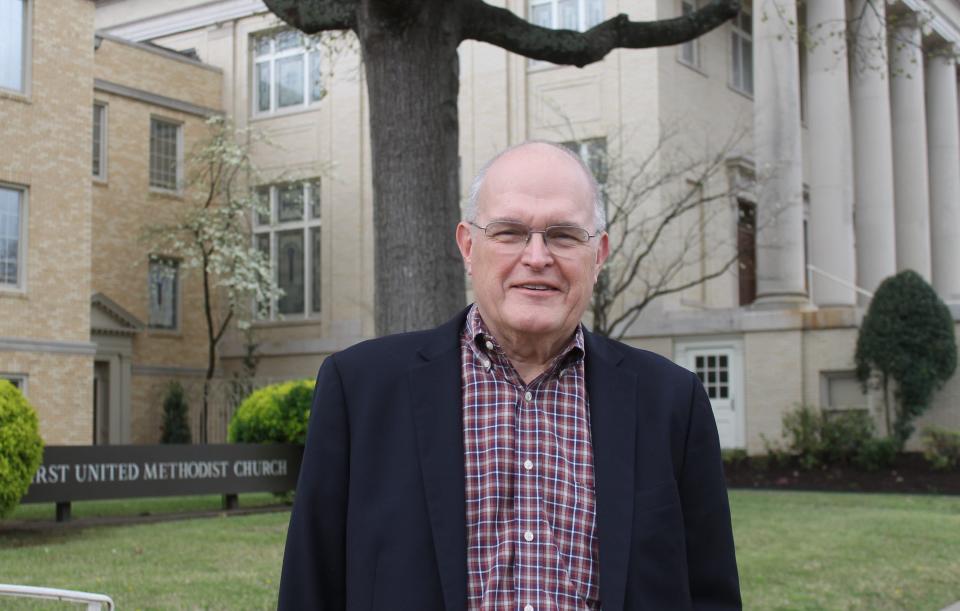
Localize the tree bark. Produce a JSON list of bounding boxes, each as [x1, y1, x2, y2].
[[358, 0, 466, 334]]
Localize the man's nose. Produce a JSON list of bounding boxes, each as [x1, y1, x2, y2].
[[521, 231, 554, 267]]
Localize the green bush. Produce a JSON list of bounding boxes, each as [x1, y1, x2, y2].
[[721, 448, 748, 467], [227, 379, 315, 444], [852, 437, 898, 471], [0, 380, 44, 518], [820, 410, 876, 465], [160, 382, 192, 444], [855, 270, 957, 445], [921, 426, 960, 471], [768, 405, 888, 470]]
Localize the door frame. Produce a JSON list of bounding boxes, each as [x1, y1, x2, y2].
[[674, 337, 746, 449]]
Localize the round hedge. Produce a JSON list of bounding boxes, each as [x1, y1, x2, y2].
[[0, 380, 44, 518], [228, 379, 315, 444]]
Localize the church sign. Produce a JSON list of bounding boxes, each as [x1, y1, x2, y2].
[[21, 444, 302, 520]]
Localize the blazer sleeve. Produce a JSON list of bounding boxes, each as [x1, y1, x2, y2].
[[278, 355, 349, 610], [678, 372, 742, 610]]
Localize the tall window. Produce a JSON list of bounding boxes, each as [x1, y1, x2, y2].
[[252, 29, 323, 115], [0, 186, 24, 289], [679, 0, 700, 68], [730, 8, 753, 95], [254, 180, 322, 318], [148, 258, 179, 330], [0, 0, 27, 93], [93, 103, 107, 180], [529, 0, 604, 31], [149, 118, 181, 191]]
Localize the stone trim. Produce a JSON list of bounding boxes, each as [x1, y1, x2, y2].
[[98, 0, 269, 42], [0, 338, 97, 356], [132, 365, 207, 377], [94, 79, 221, 118], [94, 31, 223, 72], [91, 292, 145, 336]]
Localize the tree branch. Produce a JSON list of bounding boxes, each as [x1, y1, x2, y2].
[[262, 0, 358, 33], [462, 0, 739, 67]]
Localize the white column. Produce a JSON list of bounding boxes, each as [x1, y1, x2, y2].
[[850, 0, 897, 301], [889, 14, 932, 279], [925, 50, 960, 302], [753, 0, 807, 305], [805, 0, 856, 306]]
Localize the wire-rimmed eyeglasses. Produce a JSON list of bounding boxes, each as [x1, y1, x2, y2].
[[469, 220, 598, 256]]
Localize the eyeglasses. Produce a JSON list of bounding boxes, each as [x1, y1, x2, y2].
[[469, 220, 598, 256]]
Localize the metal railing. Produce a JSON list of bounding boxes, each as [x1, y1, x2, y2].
[[0, 584, 114, 610], [806, 264, 875, 300], [181, 376, 292, 443]]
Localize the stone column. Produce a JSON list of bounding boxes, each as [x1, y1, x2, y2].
[[805, 0, 856, 306], [753, 0, 807, 305], [850, 0, 897, 302], [925, 49, 960, 302], [889, 12, 932, 279]]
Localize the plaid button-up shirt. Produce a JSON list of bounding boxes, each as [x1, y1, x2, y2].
[[462, 305, 601, 610]]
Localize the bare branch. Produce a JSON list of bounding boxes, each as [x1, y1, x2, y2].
[[462, 0, 739, 67], [262, 0, 357, 33]]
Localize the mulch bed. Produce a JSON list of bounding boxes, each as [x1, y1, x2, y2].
[[724, 453, 960, 495]]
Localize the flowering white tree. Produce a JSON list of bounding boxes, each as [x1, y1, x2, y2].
[[145, 117, 282, 443]]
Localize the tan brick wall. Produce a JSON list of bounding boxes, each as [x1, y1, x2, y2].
[[91, 95, 215, 370], [94, 37, 221, 111], [0, 0, 94, 343], [0, 0, 96, 445], [0, 350, 93, 445], [92, 36, 224, 373]]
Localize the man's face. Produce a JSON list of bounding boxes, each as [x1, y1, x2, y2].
[[456, 144, 609, 345]]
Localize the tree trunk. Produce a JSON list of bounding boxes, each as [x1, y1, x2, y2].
[[358, 1, 466, 335]]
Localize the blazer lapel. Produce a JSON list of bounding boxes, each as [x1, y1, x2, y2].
[[408, 313, 468, 611], [585, 332, 637, 611]]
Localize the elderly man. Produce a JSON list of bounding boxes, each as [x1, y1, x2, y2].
[[278, 142, 741, 610]]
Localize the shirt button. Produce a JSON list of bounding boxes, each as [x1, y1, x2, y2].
[[524, 391, 533, 401], [525, 606, 534, 611], [485, 340, 494, 351], [524, 530, 534, 542], [481, 358, 490, 370], [523, 459, 533, 471]]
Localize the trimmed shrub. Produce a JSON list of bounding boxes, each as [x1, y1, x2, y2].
[[820, 410, 876, 465], [852, 437, 898, 472], [855, 270, 957, 445], [921, 426, 960, 471], [768, 404, 888, 470], [228, 379, 315, 444], [0, 380, 44, 518], [160, 382, 192, 444]]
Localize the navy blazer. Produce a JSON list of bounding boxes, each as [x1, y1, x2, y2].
[[278, 309, 741, 610]]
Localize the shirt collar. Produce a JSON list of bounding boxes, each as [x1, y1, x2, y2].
[[464, 303, 585, 374]]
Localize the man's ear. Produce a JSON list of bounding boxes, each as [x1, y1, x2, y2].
[[594, 232, 610, 281], [455, 222, 474, 276]]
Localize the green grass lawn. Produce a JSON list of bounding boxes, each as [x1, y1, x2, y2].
[[731, 490, 960, 610], [0, 491, 958, 609]]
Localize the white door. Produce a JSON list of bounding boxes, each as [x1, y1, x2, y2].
[[676, 341, 744, 449]]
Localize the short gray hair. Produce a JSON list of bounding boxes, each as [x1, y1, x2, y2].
[[464, 141, 606, 232]]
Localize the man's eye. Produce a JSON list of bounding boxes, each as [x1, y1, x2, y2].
[[490, 226, 526, 240], [548, 228, 586, 244]]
